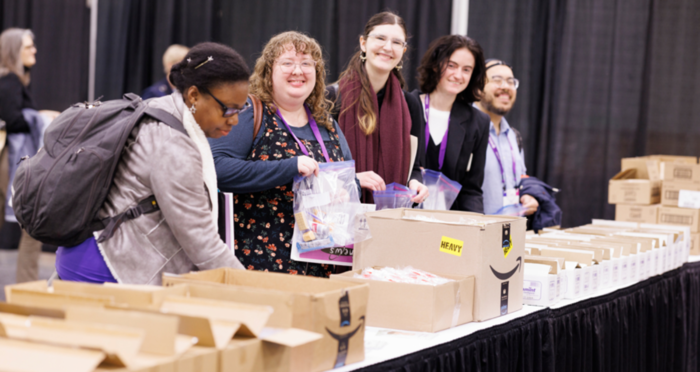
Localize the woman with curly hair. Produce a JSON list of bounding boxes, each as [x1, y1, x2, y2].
[[210, 31, 355, 277]]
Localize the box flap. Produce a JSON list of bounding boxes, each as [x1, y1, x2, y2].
[[53, 280, 188, 308], [540, 248, 595, 266], [258, 327, 323, 347], [160, 296, 272, 338], [611, 168, 637, 181], [65, 306, 194, 356], [8, 288, 113, 310], [524, 256, 560, 274], [0, 301, 65, 319], [0, 337, 105, 372], [17, 316, 144, 368]]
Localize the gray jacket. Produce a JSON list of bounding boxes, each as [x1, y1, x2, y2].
[[95, 93, 243, 285]]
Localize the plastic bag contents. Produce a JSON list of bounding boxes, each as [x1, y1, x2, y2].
[[372, 182, 417, 210], [418, 169, 462, 210], [292, 160, 363, 254], [354, 266, 453, 286]]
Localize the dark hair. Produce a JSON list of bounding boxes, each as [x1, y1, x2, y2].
[[337, 11, 408, 135], [169, 42, 250, 93], [417, 35, 485, 104]]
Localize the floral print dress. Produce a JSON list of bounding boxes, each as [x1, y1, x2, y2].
[[234, 104, 345, 277]]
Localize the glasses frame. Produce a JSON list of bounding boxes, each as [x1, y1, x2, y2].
[[276, 59, 317, 73], [366, 33, 408, 48], [203, 89, 251, 118], [488, 75, 520, 90]]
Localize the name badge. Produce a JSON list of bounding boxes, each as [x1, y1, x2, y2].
[[503, 188, 520, 207]]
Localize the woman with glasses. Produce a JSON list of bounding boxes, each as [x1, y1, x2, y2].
[[327, 11, 428, 203], [55, 42, 248, 284], [474, 59, 535, 215], [210, 31, 355, 277], [409, 35, 490, 212]]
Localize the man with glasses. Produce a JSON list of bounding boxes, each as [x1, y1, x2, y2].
[[475, 59, 538, 216]]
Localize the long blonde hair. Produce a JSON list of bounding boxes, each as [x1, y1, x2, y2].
[[337, 11, 408, 135], [0, 28, 34, 86], [249, 31, 334, 130]]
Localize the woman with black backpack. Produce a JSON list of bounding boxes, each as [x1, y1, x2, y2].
[[54, 42, 249, 284]]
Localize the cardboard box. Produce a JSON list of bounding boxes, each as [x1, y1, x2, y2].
[[661, 181, 700, 207], [615, 204, 660, 223], [659, 206, 700, 233], [219, 330, 322, 372], [609, 169, 661, 205], [661, 162, 700, 182], [162, 268, 369, 372], [691, 233, 700, 255], [647, 155, 697, 164], [621, 157, 662, 180], [523, 261, 559, 307], [353, 208, 525, 322], [0, 336, 106, 372], [329, 268, 474, 332]]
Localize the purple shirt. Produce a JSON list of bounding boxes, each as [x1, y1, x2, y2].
[[56, 237, 117, 283]]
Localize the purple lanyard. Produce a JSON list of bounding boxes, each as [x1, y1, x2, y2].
[[276, 104, 330, 162], [423, 95, 450, 170], [488, 133, 517, 190]]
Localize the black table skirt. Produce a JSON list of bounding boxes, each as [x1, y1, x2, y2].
[[357, 261, 700, 372]]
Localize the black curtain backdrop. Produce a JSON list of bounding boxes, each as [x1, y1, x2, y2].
[[469, 0, 700, 228], [94, 0, 452, 100], [1, 0, 90, 111]]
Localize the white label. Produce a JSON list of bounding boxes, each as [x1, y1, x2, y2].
[[304, 193, 331, 208], [679, 190, 700, 209], [327, 213, 350, 227], [523, 280, 542, 300]]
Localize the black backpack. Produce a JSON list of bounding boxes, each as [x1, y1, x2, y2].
[[11, 93, 186, 247]]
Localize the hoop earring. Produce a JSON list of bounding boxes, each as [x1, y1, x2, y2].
[[395, 61, 404, 71], [360, 51, 367, 62], [189, 104, 196, 114]]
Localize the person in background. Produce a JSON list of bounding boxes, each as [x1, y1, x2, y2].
[[55, 42, 248, 284], [410, 35, 490, 212], [0, 28, 59, 283], [142, 44, 190, 99], [475, 59, 538, 215], [211, 31, 355, 277], [327, 11, 428, 203]]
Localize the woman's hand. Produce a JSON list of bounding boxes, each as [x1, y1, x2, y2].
[[409, 179, 429, 203], [297, 156, 319, 177], [357, 171, 386, 191], [520, 194, 539, 216]]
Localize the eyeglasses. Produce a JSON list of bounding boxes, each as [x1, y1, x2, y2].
[[366, 34, 407, 49], [276, 59, 317, 73], [204, 89, 251, 118], [488, 75, 520, 90]]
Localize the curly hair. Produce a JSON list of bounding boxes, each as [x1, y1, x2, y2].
[[249, 31, 333, 130], [417, 35, 485, 104]]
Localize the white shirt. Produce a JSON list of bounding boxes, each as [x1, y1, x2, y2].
[[425, 107, 450, 145]]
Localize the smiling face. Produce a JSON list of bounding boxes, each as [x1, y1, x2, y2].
[[271, 45, 316, 106], [20, 34, 36, 68], [435, 47, 475, 96], [481, 65, 517, 116], [360, 23, 407, 75], [188, 81, 249, 139]]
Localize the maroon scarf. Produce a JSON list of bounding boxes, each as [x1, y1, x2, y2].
[[338, 71, 411, 202]]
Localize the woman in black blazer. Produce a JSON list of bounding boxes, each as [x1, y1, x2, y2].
[[410, 35, 490, 213]]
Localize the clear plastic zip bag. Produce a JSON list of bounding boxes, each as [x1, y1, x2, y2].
[[292, 160, 363, 254]]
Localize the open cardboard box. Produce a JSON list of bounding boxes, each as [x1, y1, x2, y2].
[[329, 268, 474, 332], [218, 329, 323, 372], [523, 257, 564, 306], [540, 248, 596, 298], [0, 333, 106, 372], [162, 268, 369, 372], [609, 168, 661, 205], [353, 208, 526, 322]]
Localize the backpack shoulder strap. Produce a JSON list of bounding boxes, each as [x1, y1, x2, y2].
[[249, 94, 263, 139], [144, 107, 187, 135]]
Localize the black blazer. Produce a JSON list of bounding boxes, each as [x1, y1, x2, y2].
[[409, 90, 490, 213]]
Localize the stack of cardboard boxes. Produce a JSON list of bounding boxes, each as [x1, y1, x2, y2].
[[609, 155, 700, 255]]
